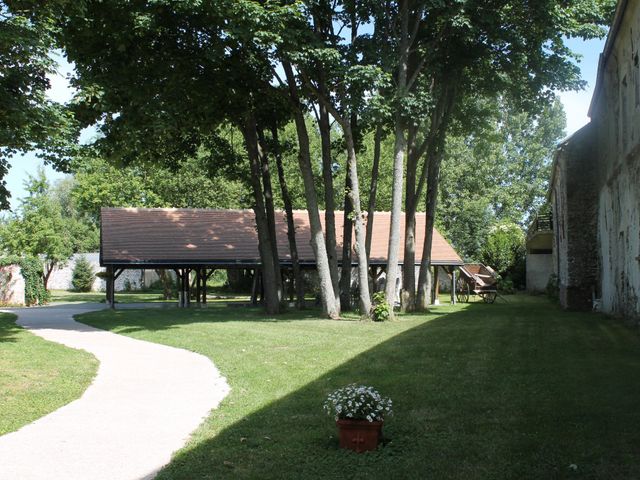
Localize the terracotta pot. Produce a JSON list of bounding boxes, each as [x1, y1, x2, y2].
[[336, 419, 383, 453]]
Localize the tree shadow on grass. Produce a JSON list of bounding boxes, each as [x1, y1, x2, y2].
[[78, 304, 343, 335], [157, 301, 640, 480], [0, 313, 19, 342]]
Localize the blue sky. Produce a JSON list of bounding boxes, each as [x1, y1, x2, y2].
[[4, 37, 606, 210]]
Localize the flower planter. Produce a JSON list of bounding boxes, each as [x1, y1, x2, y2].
[[336, 419, 383, 453]]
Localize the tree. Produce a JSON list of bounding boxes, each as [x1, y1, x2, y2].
[[0, 170, 75, 289], [480, 221, 526, 287], [437, 97, 566, 261], [0, 1, 79, 209], [404, 0, 615, 310], [56, 1, 300, 314], [72, 255, 94, 292]]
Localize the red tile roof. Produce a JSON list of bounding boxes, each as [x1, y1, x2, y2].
[[100, 208, 462, 266]]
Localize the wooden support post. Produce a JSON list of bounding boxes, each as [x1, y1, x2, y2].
[[185, 269, 191, 307], [432, 265, 440, 305], [106, 266, 113, 308], [450, 267, 457, 305], [204, 268, 215, 304], [202, 269, 207, 304], [250, 268, 260, 305], [195, 269, 201, 306]]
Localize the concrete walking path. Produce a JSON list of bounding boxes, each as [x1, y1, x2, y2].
[[0, 303, 230, 480]]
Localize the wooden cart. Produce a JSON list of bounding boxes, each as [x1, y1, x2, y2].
[[456, 263, 498, 304]]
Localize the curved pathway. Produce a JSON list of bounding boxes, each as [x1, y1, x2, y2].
[[0, 303, 230, 480]]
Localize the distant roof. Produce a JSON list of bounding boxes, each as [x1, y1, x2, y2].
[[100, 208, 463, 267]]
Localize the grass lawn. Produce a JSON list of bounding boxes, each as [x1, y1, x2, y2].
[[78, 296, 640, 479], [50, 289, 252, 305], [0, 313, 98, 436], [50, 289, 173, 304]]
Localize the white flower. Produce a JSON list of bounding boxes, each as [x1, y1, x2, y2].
[[324, 384, 392, 421]]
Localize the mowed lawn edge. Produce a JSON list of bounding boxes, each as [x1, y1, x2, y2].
[[78, 296, 640, 479], [0, 312, 99, 436]]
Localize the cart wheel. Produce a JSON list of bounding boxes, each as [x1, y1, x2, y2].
[[456, 277, 470, 303], [483, 292, 497, 304]]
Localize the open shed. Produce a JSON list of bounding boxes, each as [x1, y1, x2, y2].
[[100, 208, 463, 306]]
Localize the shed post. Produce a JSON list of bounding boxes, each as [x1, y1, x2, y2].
[[106, 266, 113, 308], [251, 268, 260, 305], [195, 269, 201, 306], [185, 269, 191, 307], [432, 265, 440, 305], [450, 267, 457, 305]]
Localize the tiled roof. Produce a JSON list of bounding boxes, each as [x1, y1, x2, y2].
[[100, 208, 462, 266]]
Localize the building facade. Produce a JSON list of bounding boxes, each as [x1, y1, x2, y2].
[[550, 0, 640, 319]]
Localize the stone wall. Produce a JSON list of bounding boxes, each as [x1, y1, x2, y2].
[[47, 253, 162, 292], [0, 265, 25, 306], [589, 1, 640, 320], [526, 253, 553, 293], [551, 124, 599, 310]]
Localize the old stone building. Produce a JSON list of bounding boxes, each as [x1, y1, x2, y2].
[[550, 0, 640, 319]]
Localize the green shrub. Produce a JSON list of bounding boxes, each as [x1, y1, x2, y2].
[[546, 274, 559, 301], [497, 276, 515, 294], [370, 291, 391, 322], [0, 255, 49, 305], [72, 256, 95, 292], [481, 222, 526, 288]]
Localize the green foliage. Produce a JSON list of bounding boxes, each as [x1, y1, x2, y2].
[[480, 222, 526, 288], [438, 98, 566, 261], [0, 1, 82, 209], [370, 291, 391, 322], [70, 155, 248, 222], [0, 255, 49, 305], [0, 170, 100, 289], [71, 255, 94, 292]]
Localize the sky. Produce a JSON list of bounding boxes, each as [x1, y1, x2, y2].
[[4, 37, 607, 210]]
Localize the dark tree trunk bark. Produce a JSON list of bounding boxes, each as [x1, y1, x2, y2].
[[318, 100, 341, 305], [343, 124, 372, 315], [416, 86, 456, 310], [43, 262, 54, 291], [257, 128, 284, 302], [271, 125, 305, 309], [416, 147, 443, 310], [155, 269, 173, 300], [402, 125, 419, 312], [385, 0, 410, 315], [365, 124, 383, 260], [241, 113, 281, 315], [282, 60, 340, 318], [340, 166, 354, 311]]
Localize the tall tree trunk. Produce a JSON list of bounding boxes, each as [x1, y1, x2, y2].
[[365, 124, 383, 260], [43, 262, 54, 291], [271, 125, 305, 309], [340, 164, 354, 310], [402, 126, 419, 312], [257, 129, 283, 302], [241, 113, 281, 315], [343, 124, 372, 315], [416, 146, 443, 310], [282, 60, 340, 319], [155, 269, 173, 299], [318, 100, 341, 305], [416, 87, 456, 310], [384, 0, 410, 315]]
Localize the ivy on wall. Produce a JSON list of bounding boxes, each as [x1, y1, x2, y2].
[[0, 256, 50, 306]]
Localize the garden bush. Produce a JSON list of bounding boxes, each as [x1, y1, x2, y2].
[[72, 256, 95, 292]]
